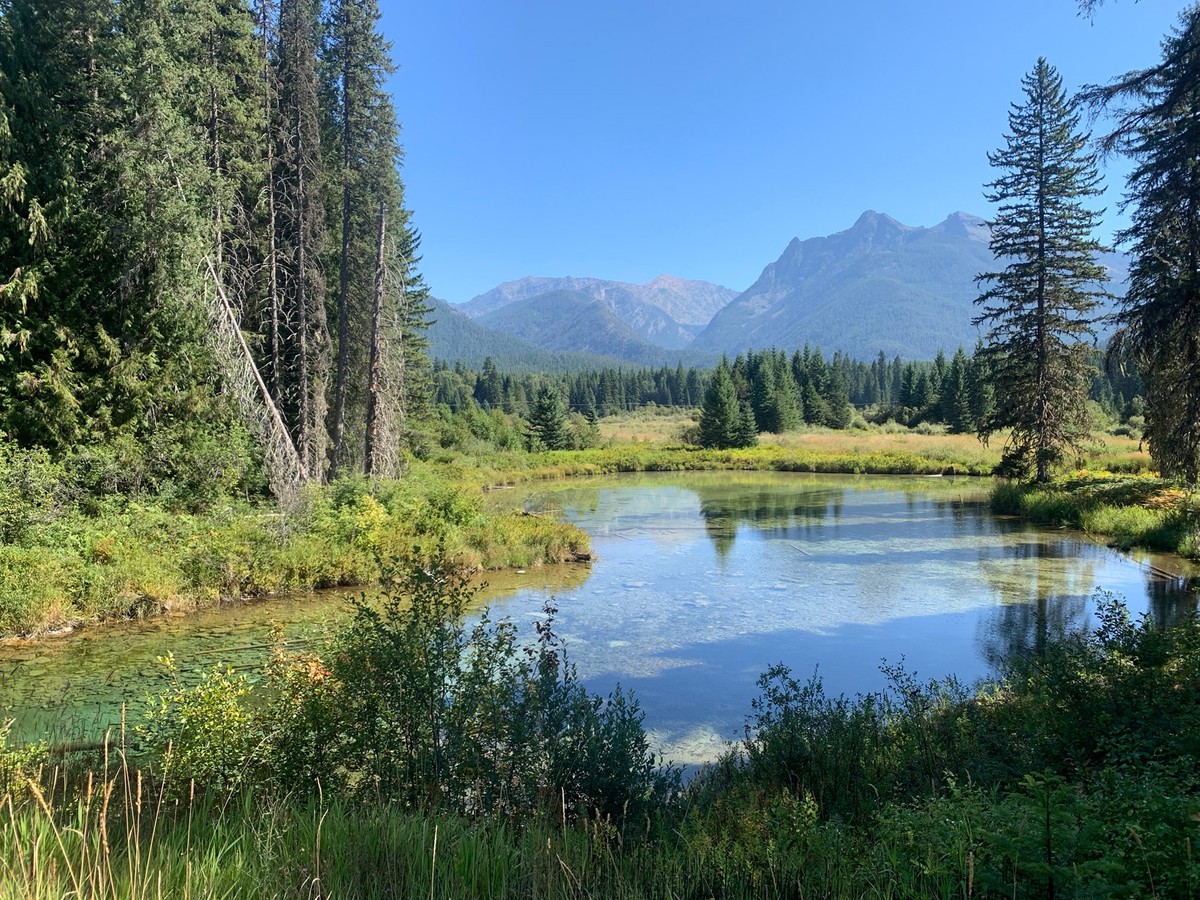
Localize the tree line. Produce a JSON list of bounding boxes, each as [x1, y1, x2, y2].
[[0, 0, 431, 501], [429, 345, 1142, 453]]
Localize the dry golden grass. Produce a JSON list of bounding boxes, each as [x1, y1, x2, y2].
[[596, 411, 1151, 472], [598, 412, 696, 443], [763, 429, 995, 457]]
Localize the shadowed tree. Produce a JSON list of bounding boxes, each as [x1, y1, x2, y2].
[[1085, 8, 1200, 483]]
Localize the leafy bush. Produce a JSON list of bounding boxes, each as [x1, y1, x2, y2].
[[137, 553, 675, 827], [309, 555, 675, 824], [136, 654, 260, 794], [0, 442, 70, 544], [708, 663, 971, 825]]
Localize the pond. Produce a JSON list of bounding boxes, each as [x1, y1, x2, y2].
[[1, 471, 1195, 765]]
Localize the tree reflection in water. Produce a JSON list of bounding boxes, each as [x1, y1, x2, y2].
[[977, 537, 1093, 672], [696, 486, 844, 559], [977, 536, 1200, 674]]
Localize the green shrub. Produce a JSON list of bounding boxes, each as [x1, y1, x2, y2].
[[314, 555, 675, 824], [0, 546, 73, 634], [136, 654, 260, 794], [136, 554, 674, 827], [0, 442, 70, 544]]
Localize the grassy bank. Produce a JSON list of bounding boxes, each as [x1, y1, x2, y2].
[[447, 441, 997, 486], [991, 472, 1200, 557], [3, 560, 1198, 898], [437, 427, 1150, 487], [0, 461, 589, 638]]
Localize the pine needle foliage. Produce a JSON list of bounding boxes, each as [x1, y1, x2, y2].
[[1085, 8, 1200, 484], [974, 58, 1109, 482]]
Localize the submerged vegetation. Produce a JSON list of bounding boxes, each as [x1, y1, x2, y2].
[[2, 558, 1198, 897]]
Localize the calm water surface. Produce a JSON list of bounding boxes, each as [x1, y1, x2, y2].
[[2, 472, 1195, 764]]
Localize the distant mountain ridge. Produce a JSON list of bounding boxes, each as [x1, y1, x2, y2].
[[426, 297, 718, 371], [436, 212, 1127, 365], [460, 275, 738, 350], [691, 211, 995, 359], [477, 290, 671, 365]]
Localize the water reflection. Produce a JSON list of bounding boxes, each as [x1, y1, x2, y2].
[[975, 539, 1200, 675], [3, 472, 1197, 765], [696, 485, 842, 558], [975, 537, 1095, 670], [1144, 572, 1200, 627]]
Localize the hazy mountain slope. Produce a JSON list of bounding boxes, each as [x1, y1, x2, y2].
[[692, 211, 999, 359], [426, 297, 632, 371], [476, 290, 676, 366], [459, 275, 738, 349], [441, 212, 1127, 366]]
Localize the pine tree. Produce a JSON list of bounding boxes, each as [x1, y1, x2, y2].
[[0, 0, 117, 447], [276, 0, 330, 478], [698, 357, 742, 449], [1087, 9, 1200, 483], [974, 58, 1108, 482], [940, 348, 973, 433], [526, 384, 570, 451], [825, 366, 853, 429], [968, 341, 997, 435], [321, 0, 429, 475], [765, 351, 802, 433], [736, 400, 759, 448], [474, 357, 503, 408]]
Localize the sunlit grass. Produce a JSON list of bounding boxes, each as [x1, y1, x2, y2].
[[991, 472, 1196, 556]]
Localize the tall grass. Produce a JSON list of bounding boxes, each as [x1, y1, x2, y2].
[[0, 466, 590, 638], [991, 474, 1196, 556], [0, 760, 991, 899], [4, 591, 1200, 898]]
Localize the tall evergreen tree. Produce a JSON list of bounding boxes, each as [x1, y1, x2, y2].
[[1086, 8, 1200, 483], [474, 356, 503, 408], [321, 0, 422, 474], [526, 384, 570, 451], [938, 347, 972, 432], [974, 58, 1108, 482], [276, 0, 330, 478], [698, 357, 743, 449], [968, 339, 997, 431]]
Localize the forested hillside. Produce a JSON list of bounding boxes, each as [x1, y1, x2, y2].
[[426, 297, 638, 371], [0, 0, 431, 500]]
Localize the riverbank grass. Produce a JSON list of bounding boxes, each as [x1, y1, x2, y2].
[[0, 428, 1153, 637], [991, 471, 1199, 555], [3, 570, 1199, 898], [0, 462, 589, 637], [447, 427, 1148, 486]]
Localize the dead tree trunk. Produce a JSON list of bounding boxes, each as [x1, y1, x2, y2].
[[329, 4, 354, 478]]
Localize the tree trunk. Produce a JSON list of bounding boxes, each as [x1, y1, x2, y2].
[[364, 201, 386, 476], [330, 3, 353, 478]]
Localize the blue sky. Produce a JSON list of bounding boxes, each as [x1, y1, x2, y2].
[[379, 1, 1189, 302]]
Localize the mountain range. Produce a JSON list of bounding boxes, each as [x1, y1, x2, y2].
[[428, 212, 1127, 367]]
